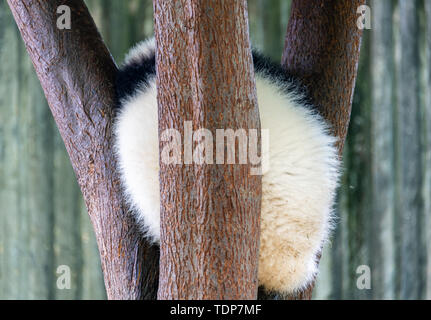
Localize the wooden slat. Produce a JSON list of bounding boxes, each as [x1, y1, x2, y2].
[[370, 0, 396, 300], [423, 0, 431, 300], [396, 0, 422, 300]]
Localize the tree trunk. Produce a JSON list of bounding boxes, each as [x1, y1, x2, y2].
[[154, 0, 261, 299], [280, 0, 365, 299], [7, 0, 159, 300]]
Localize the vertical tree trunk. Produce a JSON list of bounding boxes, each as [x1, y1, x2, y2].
[[396, 0, 422, 300], [280, 0, 365, 299], [282, 0, 364, 148], [370, 0, 396, 300], [154, 0, 261, 299]]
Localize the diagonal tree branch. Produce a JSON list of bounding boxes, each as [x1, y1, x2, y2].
[[7, 0, 159, 299], [282, 0, 365, 152]]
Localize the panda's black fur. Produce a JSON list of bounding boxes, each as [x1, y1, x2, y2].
[[115, 54, 156, 106], [115, 47, 308, 109]]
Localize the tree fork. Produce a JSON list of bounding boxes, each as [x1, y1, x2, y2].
[[7, 0, 364, 300]]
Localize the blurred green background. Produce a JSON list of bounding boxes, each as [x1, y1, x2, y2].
[[0, 0, 430, 300]]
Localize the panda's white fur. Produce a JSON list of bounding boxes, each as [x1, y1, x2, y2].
[[114, 39, 340, 295]]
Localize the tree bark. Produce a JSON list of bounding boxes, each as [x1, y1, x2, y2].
[[279, 0, 365, 299], [7, 0, 159, 300], [154, 0, 261, 299], [282, 0, 364, 150]]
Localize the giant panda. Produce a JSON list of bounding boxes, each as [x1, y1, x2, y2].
[[114, 38, 340, 296]]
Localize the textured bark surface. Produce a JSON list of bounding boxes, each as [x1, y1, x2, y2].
[[7, 0, 159, 300], [282, 0, 364, 152], [279, 0, 365, 299], [154, 0, 261, 299]]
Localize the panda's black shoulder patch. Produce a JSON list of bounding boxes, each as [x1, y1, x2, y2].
[[115, 53, 156, 109], [115, 48, 309, 109]]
